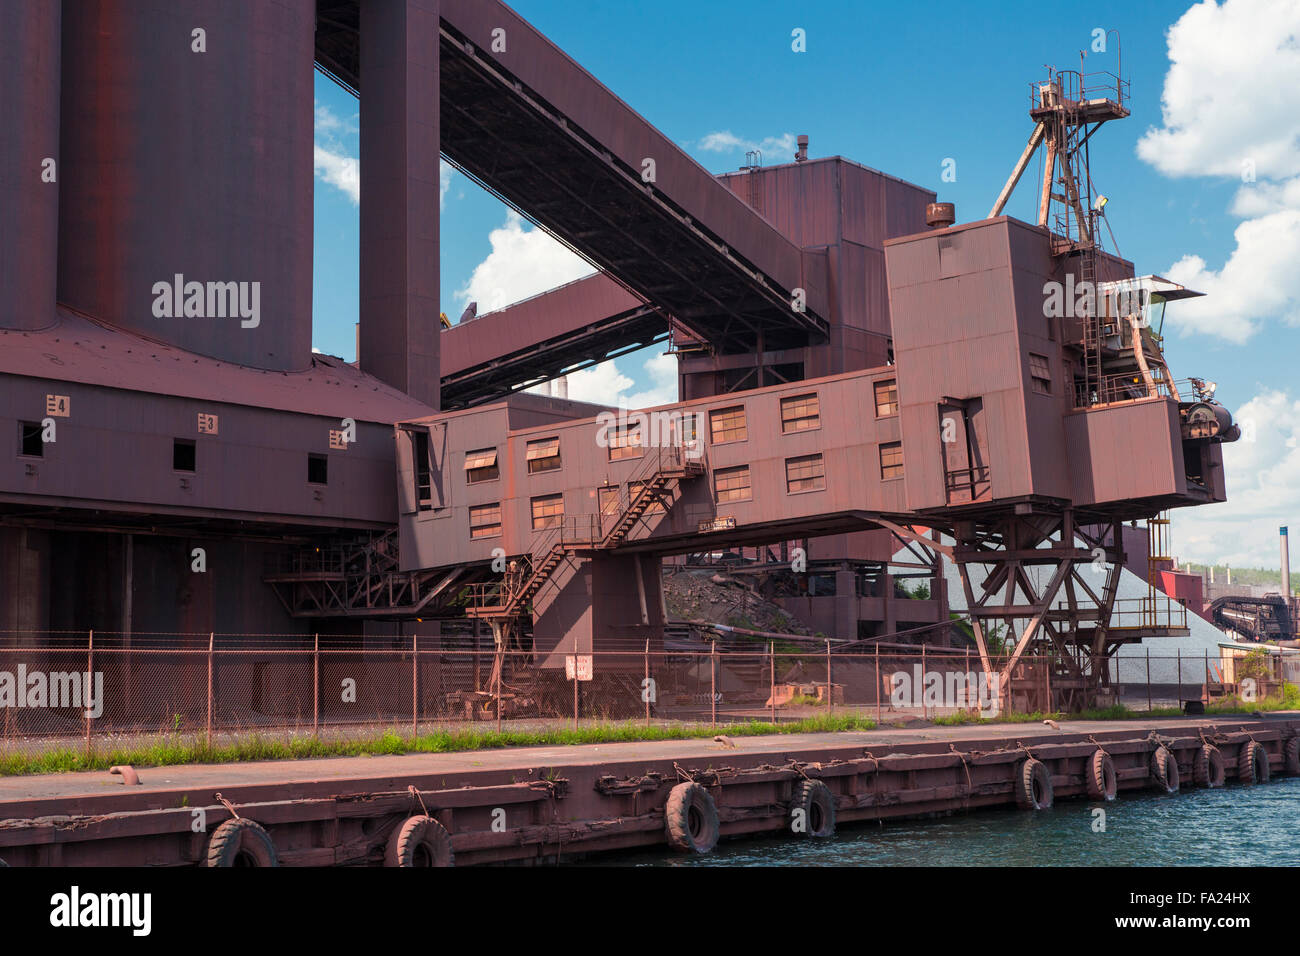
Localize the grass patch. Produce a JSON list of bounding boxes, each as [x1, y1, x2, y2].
[[785, 693, 825, 707], [0, 712, 877, 777]]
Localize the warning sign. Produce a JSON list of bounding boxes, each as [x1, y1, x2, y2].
[[565, 655, 593, 681]]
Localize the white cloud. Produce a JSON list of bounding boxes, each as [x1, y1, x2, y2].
[[1136, 0, 1300, 179], [314, 104, 357, 136], [314, 102, 455, 209], [313, 144, 360, 204], [1163, 209, 1300, 342], [697, 130, 798, 161], [1174, 388, 1300, 567], [529, 350, 679, 409], [1137, 0, 1300, 344], [440, 162, 454, 209], [456, 210, 595, 313]]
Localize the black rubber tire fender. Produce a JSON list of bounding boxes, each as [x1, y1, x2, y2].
[[789, 779, 836, 838], [1150, 746, 1179, 793], [206, 818, 278, 868], [1238, 740, 1269, 785], [1284, 736, 1300, 775], [1085, 750, 1117, 801], [385, 814, 454, 867], [1016, 758, 1053, 810], [1193, 744, 1226, 788], [664, 781, 720, 853]]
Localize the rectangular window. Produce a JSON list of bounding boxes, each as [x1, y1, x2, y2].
[[879, 442, 904, 480], [608, 423, 644, 461], [525, 437, 561, 474], [465, 447, 499, 484], [709, 405, 747, 444], [530, 493, 564, 530], [785, 454, 826, 493], [413, 430, 433, 510], [19, 421, 42, 458], [780, 394, 820, 433], [469, 502, 502, 539], [308, 453, 328, 485], [598, 486, 620, 515], [714, 465, 751, 503], [1029, 353, 1052, 395], [874, 380, 899, 417], [173, 439, 196, 472]]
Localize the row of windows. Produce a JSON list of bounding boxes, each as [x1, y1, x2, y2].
[[466, 444, 906, 538], [472, 382, 899, 482], [715, 444, 904, 501], [16, 424, 330, 484]]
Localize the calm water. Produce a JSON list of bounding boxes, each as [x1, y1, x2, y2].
[[601, 777, 1300, 866]]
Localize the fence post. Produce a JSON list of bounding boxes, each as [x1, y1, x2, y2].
[[769, 642, 776, 725], [573, 658, 579, 731], [84, 629, 94, 759], [875, 642, 881, 724], [826, 640, 833, 717], [312, 632, 319, 737], [710, 643, 717, 728], [412, 632, 419, 739], [1204, 650, 1210, 705], [644, 639, 650, 726], [1176, 649, 1182, 706], [207, 632, 215, 747], [921, 644, 927, 720], [1146, 648, 1152, 713]]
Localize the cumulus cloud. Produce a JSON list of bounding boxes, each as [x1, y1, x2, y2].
[[314, 144, 360, 204], [314, 102, 455, 209], [458, 212, 677, 409], [1136, 0, 1300, 180], [697, 130, 798, 161], [456, 210, 596, 313], [531, 349, 679, 409], [1174, 388, 1300, 566], [1137, 0, 1300, 343], [1163, 209, 1300, 342]]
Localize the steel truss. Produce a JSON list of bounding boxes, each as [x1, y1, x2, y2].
[[952, 509, 1125, 712]]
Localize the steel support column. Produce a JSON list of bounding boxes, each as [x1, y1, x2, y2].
[[359, 0, 441, 407]]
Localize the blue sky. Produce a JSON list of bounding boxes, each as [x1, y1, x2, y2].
[[310, 0, 1300, 567]]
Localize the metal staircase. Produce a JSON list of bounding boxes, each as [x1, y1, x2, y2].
[[465, 444, 706, 622]]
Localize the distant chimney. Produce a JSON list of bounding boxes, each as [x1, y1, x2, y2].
[[1226, 564, 1231, 585], [926, 202, 956, 228], [1283, 526, 1292, 598], [556, 375, 568, 399], [795, 135, 809, 163]]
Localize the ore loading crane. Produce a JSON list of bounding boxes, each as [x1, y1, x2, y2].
[[298, 22, 1241, 712]]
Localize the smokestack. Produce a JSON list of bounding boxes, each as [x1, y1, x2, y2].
[[1283, 527, 1291, 599], [926, 202, 956, 229], [1226, 564, 1231, 585], [795, 135, 809, 163], [556, 375, 568, 399]]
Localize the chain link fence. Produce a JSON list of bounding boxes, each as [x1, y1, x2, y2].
[[0, 631, 1284, 762]]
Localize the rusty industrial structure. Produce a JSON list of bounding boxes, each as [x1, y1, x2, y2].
[[1, 0, 1239, 715]]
